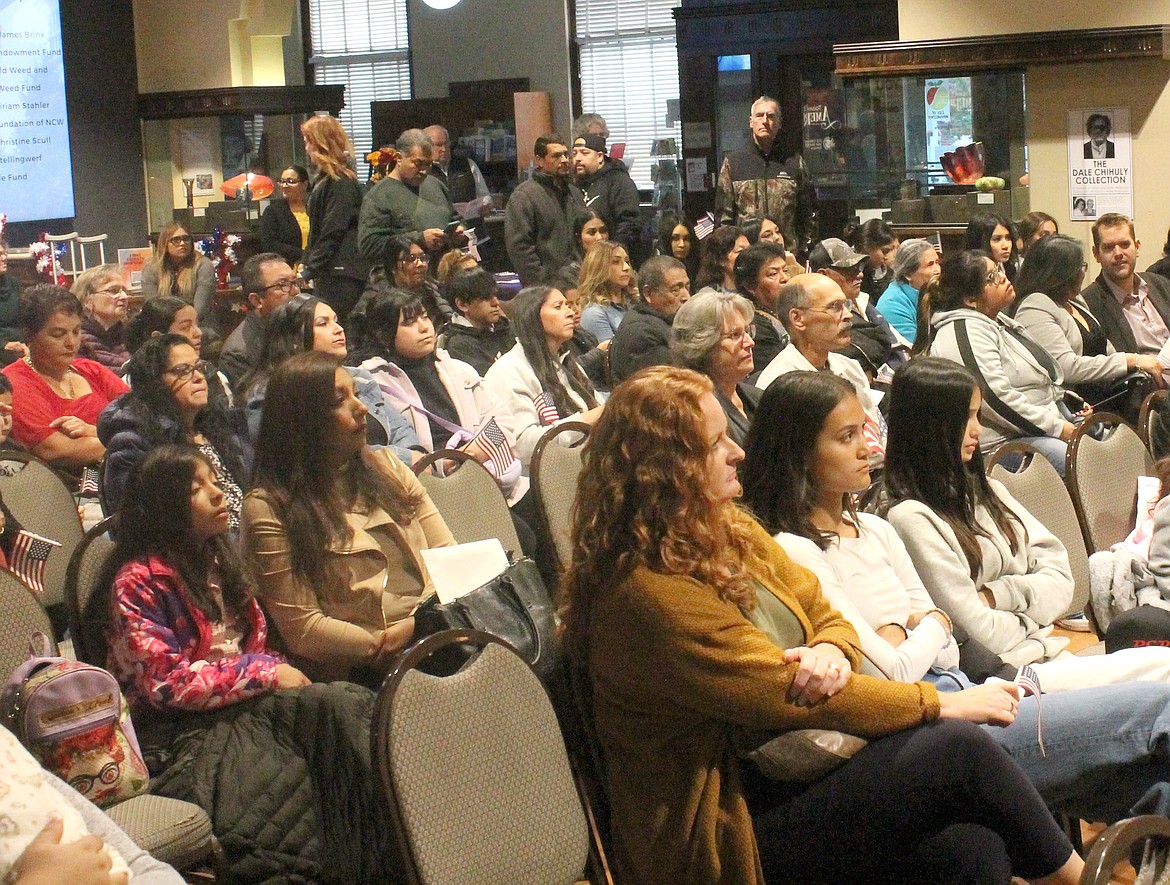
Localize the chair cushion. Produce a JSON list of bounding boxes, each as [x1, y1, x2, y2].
[[107, 794, 213, 870]]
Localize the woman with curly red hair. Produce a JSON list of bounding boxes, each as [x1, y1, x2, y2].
[[560, 365, 1083, 885]]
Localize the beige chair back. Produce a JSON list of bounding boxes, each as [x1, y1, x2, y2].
[[64, 515, 117, 665], [1066, 413, 1154, 552], [0, 567, 55, 679], [531, 422, 591, 577], [413, 450, 521, 554]]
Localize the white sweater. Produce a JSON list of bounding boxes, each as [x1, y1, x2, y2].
[[777, 513, 959, 683], [887, 479, 1074, 667]]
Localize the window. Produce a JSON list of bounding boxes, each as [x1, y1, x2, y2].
[[576, 0, 681, 190], [306, 0, 412, 155]]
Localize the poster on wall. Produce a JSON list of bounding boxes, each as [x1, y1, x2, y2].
[[1067, 107, 1132, 220]]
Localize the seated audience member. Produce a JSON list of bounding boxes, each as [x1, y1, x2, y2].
[[239, 294, 420, 465], [483, 285, 602, 473], [740, 214, 783, 246], [355, 232, 449, 329], [883, 357, 1170, 690], [0, 724, 182, 885], [244, 351, 455, 683], [577, 240, 634, 343], [809, 237, 903, 377], [141, 223, 215, 321], [73, 266, 130, 375], [0, 241, 23, 362], [552, 267, 608, 389], [1017, 211, 1058, 263], [670, 290, 759, 446], [1012, 234, 1160, 411], [1147, 224, 1170, 280], [733, 241, 790, 381], [609, 255, 689, 383], [561, 209, 609, 279], [755, 274, 885, 460], [928, 250, 1074, 475], [441, 266, 516, 375], [693, 225, 748, 298], [258, 164, 310, 266], [966, 213, 1017, 284], [434, 248, 478, 284], [3, 285, 128, 469], [741, 369, 1170, 824], [98, 334, 249, 526], [1082, 213, 1170, 356], [655, 210, 698, 281], [876, 239, 941, 344], [852, 219, 899, 301], [560, 364, 1084, 885], [124, 296, 233, 409], [219, 253, 299, 390], [96, 445, 394, 883]]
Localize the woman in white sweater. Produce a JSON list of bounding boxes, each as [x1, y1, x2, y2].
[[739, 367, 1170, 823], [881, 357, 1170, 690]]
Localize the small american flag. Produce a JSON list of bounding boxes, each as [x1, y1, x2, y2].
[[694, 212, 715, 240], [79, 466, 100, 496], [10, 529, 61, 596], [472, 418, 515, 472], [1016, 664, 1045, 756], [533, 391, 559, 426], [862, 415, 886, 458]]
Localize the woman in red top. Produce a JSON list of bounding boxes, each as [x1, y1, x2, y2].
[[3, 284, 127, 469]]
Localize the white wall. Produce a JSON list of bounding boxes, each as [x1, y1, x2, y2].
[[408, 0, 574, 135], [898, 1, 1170, 40]]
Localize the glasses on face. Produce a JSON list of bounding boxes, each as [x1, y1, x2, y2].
[[165, 360, 211, 381], [985, 270, 1008, 286], [804, 300, 849, 317], [402, 252, 430, 266], [262, 278, 302, 295], [721, 322, 756, 345], [168, 235, 194, 246], [278, 178, 303, 186], [93, 285, 127, 297]]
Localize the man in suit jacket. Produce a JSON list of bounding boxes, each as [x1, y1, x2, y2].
[[1081, 213, 1170, 355], [1082, 113, 1116, 159]]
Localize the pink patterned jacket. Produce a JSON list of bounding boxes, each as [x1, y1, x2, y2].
[[107, 555, 283, 713]]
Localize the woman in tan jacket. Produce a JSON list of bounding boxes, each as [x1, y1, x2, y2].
[[559, 365, 1082, 885], [243, 350, 455, 685]]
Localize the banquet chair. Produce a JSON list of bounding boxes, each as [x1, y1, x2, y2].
[[64, 515, 117, 666], [1066, 413, 1154, 553], [530, 421, 591, 579], [413, 450, 521, 553]]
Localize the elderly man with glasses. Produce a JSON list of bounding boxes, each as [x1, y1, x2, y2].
[[219, 253, 301, 388]]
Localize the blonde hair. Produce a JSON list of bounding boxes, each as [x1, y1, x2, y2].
[[300, 115, 357, 181], [72, 264, 123, 312], [577, 240, 634, 308], [153, 223, 198, 305], [560, 366, 778, 657]]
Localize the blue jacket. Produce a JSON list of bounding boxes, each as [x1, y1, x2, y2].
[[876, 278, 921, 343]]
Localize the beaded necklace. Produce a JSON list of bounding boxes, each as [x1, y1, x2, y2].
[[24, 354, 76, 399]]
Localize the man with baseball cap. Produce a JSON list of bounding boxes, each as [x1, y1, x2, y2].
[[572, 132, 642, 260], [809, 237, 906, 377]]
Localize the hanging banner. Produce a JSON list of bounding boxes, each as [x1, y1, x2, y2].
[[1067, 107, 1132, 220]]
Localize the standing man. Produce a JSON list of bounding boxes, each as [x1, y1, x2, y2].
[[572, 133, 642, 259], [358, 128, 461, 267], [504, 134, 586, 285], [609, 255, 690, 382], [1082, 213, 1170, 355], [715, 95, 816, 259], [423, 124, 490, 217], [219, 253, 298, 388]]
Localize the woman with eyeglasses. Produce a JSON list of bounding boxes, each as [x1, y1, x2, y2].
[[73, 264, 131, 375], [258, 164, 311, 267], [928, 250, 1077, 475], [356, 232, 450, 330], [98, 333, 250, 525], [141, 223, 216, 322], [670, 290, 760, 446], [300, 116, 368, 322]]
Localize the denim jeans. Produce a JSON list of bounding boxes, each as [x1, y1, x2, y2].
[[928, 668, 1170, 821], [1008, 434, 1069, 477]]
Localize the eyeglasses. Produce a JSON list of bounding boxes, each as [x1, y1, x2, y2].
[[985, 270, 1008, 286], [164, 360, 211, 381], [168, 235, 194, 246], [403, 252, 430, 265], [262, 278, 302, 294], [278, 178, 304, 186], [721, 322, 756, 345], [93, 285, 127, 297], [803, 300, 849, 317]]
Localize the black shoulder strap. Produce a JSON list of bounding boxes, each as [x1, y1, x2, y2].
[[953, 319, 1049, 438]]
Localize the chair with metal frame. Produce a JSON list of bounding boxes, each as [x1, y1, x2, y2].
[[1139, 389, 1170, 461], [1065, 412, 1154, 553], [372, 628, 613, 885], [63, 514, 117, 666], [530, 421, 591, 579], [412, 449, 521, 553]]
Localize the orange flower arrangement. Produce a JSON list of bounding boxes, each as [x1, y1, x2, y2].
[[366, 146, 400, 182]]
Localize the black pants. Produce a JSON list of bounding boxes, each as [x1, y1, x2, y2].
[[746, 719, 1072, 885], [314, 274, 364, 324]]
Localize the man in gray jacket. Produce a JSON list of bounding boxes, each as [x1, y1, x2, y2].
[[505, 134, 585, 285]]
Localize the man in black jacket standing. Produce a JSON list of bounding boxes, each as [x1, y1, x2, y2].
[[505, 134, 586, 285], [715, 95, 816, 259], [572, 133, 643, 262]]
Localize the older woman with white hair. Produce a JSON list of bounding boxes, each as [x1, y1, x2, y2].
[[73, 265, 131, 375], [876, 239, 941, 344], [670, 290, 759, 445]]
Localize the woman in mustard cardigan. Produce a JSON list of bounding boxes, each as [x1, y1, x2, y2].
[[559, 365, 1082, 885]]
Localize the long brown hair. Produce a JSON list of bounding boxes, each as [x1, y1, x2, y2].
[[577, 240, 633, 308], [154, 223, 198, 304], [301, 115, 357, 181], [560, 366, 778, 658]]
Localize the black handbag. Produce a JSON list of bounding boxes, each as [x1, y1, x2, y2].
[[411, 558, 562, 683]]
